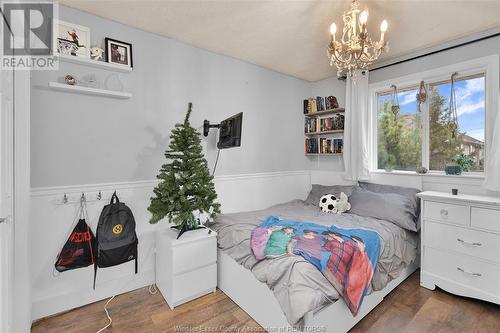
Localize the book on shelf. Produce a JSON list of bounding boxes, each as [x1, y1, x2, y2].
[[316, 96, 325, 111], [318, 138, 343, 154], [304, 117, 318, 133], [318, 114, 345, 132], [325, 96, 339, 110], [303, 96, 341, 115], [305, 138, 318, 154]]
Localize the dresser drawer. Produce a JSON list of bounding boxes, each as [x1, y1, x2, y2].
[[172, 237, 216, 275], [172, 263, 217, 303], [471, 207, 500, 233], [424, 201, 468, 225], [425, 247, 500, 297], [424, 222, 500, 264]]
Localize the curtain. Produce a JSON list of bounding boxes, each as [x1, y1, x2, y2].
[[483, 97, 500, 192], [343, 71, 370, 181]]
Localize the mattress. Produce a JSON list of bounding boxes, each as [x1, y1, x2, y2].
[[211, 200, 418, 327]]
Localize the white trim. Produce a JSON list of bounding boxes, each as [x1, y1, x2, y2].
[[370, 170, 485, 180], [13, 70, 32, 332], [30, 170, 311, 196], [369, 54, 499, 174]]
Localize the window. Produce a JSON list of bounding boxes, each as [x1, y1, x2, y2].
[[375, 73, 486, 173], [377, 87, 422, 171]]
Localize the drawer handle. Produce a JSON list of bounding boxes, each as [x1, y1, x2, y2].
[[440, 209, 449, 217], [457, 238, 482, 246], [457, 267, 482, 277]]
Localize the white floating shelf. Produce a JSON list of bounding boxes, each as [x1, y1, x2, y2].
[[56, 54, 133, 73], [48, 82, 132, 99]]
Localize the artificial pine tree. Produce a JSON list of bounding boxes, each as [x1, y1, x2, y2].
[[148, 103, 220, 238]]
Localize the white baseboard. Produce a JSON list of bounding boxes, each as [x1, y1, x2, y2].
[[29, 170, 310, 321]]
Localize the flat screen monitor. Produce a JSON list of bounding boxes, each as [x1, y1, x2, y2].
[[217, 112, 242, 149]]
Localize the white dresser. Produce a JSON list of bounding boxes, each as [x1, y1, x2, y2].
[[156, 227, 217, 309], [418, 191, 500, 305]]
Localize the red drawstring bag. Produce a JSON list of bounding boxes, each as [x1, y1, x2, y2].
[[55, 197, 96, 272]]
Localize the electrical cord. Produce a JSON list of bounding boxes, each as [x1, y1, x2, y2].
[[149, 284, 158, 295], [95, 243, 155, 333], [212, 148, 221, 176], [96, 295, 115, 333]]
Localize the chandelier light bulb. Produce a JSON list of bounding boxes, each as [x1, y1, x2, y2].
[[327, 0, 388, 76], [359, 10, 369, 25], [330, 23, 337, 35], [380, 20, 388, 32]]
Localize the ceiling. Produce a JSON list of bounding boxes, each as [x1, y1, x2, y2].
[[61, 0, 500, 81]]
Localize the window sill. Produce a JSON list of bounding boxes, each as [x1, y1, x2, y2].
[[370, 169, 485, 180]]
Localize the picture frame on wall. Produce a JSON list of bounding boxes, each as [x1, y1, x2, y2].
[[105, 38, 133, 68], [55, 20, 91, 58]]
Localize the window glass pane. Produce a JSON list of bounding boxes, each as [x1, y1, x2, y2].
[[377, 88, 422, 171], [429, 75, 485, 172]]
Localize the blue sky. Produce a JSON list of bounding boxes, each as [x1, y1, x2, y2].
[[379, 77, 485, 141]]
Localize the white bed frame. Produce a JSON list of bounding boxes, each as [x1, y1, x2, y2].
[[218, 250, 419, 332]]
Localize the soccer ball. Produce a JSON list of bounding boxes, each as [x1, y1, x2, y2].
[[319, 194, 337, 213]]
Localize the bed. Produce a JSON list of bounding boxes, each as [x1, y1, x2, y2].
[[211, 184, 420, 333]]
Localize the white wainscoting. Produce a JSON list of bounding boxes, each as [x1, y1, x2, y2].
[[29, 170, 311, 321]]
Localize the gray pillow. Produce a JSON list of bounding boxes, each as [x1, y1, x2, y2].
[[359, 181, 420, 218], [348, 186, 418, 232], [304, 184, 356, 207]]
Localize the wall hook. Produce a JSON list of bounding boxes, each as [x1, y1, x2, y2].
[[62, 193, 68, 204], [80, 192, 86, 204], [97, 191, 102, 201]]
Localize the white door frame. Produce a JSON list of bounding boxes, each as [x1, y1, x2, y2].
[[12, 70, 31, 333], [1, 69, 31, 333]]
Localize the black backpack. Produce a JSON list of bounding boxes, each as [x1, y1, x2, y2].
[[94, 191, 138, 289]]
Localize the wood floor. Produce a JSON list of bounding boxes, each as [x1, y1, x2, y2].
[[32, 271, 500, 333]]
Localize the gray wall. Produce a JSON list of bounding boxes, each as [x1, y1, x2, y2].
[[370, 35, 500, 83], [309, 77, 346, 172], [31, 6, 311, 188]]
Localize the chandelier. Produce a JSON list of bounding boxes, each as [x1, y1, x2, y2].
[[327, 0, 388, 77]]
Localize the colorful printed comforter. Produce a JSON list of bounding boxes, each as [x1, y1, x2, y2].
[[251, 216, 380, 315]]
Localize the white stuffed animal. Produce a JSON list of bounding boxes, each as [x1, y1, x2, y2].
[[90, 46, 104, 60], [332, 192, 351, 214]]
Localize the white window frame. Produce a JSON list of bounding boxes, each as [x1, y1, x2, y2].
[[368, 55, 499, 176]]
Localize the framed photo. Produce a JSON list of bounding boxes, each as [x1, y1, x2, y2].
[[55, 20, 90, 58], [105, 38, 133, 68]]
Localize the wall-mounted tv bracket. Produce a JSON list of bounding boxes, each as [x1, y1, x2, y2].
[[203, 120, 220, 137]]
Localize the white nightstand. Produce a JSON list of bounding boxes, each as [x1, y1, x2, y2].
[[155, 227, 217, 309], [418, 191, 500, 305]]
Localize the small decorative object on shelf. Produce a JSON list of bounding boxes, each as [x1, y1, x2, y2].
[[55, 20, 91, 58], [416, 166, 428, 174], [64, 74, 76, 85], [105, 38, 133, 68], [444, 162, 462, 175], [453, 153, 475, 172], [451, 188, 458, 195], [90, 46, 104, 60]]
